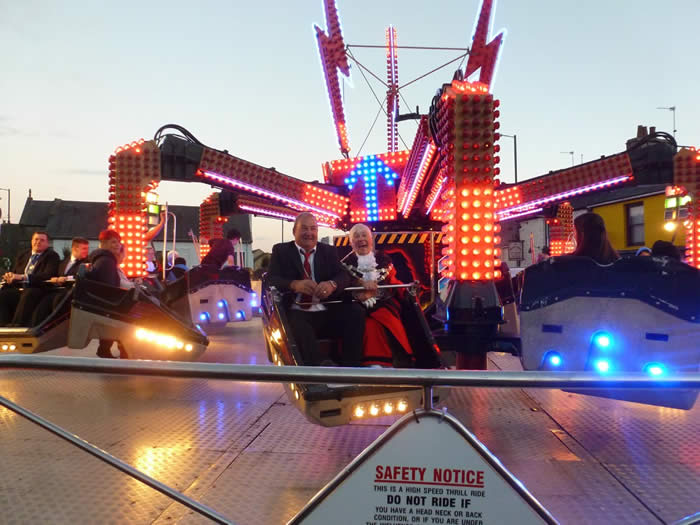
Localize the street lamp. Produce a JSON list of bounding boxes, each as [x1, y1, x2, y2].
[[560, 151, 574, 167], [0, 187, 10, 223], [656, 106, 677, 139], [500, 133, 518, 184]]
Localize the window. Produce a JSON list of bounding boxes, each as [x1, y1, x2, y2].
[[626, 202, 644, 246]]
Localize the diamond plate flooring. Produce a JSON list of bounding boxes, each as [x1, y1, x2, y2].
[[0, 321, 697, 524]]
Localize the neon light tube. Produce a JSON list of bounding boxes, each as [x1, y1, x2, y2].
[[497, 175, 631, 218], [202, 170, 342, 218]]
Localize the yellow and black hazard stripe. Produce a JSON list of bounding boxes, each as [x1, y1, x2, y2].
[[334, 232, 444, 245]]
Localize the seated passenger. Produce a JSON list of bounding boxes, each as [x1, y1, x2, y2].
[[344, 224, 414, 368], [571, 212, 620, 264], [0, 231, 60, 326], [651, 240, 681, 261], [636, 246, 652, 257], [166, 257, 188, 282], [266, 212, 365, 367], [83, 230, 126, 359], [202, 229, 241, 268], [30, 237, 90, 326]]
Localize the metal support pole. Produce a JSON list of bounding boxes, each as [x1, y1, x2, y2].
[[423, 385, 433, 410], [513, 134, 518, 184], [0, 394, 235, 525]]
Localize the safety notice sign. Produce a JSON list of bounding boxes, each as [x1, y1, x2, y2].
[[291, 409, 556, 525]]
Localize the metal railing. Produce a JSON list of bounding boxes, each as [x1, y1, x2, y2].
[[1, 354, 699, 525]]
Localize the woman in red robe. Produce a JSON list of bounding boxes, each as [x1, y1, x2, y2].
[[344, 224, 414, 367]]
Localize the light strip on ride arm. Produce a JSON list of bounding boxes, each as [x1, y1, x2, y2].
[[108, 139, 160, 277], [237, 196, 336, 227], [385, 25, 399, 153], [196, 147, 348, 223], [315, 0, 351, 156], [496, 174, 632, 220], [495, 152, 634, 218], [397, 118, 437, 218]]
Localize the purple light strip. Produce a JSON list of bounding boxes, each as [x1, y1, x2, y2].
[[202, 170, 342, 219], [401, 144, 435, 217], [239, 204, 335, 227], [496, 175, 631, 218], [497, 207, 544, 222]]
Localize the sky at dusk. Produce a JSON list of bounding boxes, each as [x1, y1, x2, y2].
[[2, 0, 699, 252]]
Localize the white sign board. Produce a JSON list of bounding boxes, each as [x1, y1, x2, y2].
[[292, 410, 555, 525]]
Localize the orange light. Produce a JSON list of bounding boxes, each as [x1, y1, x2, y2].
[[472, 272, 481, 279]]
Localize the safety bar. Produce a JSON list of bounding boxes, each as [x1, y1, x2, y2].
[[1, 355, 698, 389], [294, 282, 415, 306], [343, 283, 413, 291], [162, 204, 177, 280]]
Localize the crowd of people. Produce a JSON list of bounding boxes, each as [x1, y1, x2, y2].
[[0, 208, 690, 366]]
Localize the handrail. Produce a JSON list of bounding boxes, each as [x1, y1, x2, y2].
[[1, 356, 699, 389], [1, 355, 698, 525]]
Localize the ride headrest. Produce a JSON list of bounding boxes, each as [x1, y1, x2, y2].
[[520, 255, 700, 322]]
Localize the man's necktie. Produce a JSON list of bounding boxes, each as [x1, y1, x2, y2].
[[26, 254, 40, 275], [300, 249, 314, 309]]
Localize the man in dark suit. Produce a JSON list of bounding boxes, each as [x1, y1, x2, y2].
[[0, 231, 61, 326], [29, 238, 90, 326], [267, 212, 365, 366]]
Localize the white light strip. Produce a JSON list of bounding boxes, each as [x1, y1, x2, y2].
[[498, 207, 544, 222], [425, 177, 446, 215], [202, 170, 341, 218], [401, 144, 436, 217]]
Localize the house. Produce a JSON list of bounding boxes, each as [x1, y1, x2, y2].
[[0, 196, 253, 269]]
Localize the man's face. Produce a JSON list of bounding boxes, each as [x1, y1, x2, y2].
[[72, 243, 89, 260], [350, 228, 373, 256], [146, 247, 155, 261], [294, 215, 318, 252], [31, 234, 49, 253]]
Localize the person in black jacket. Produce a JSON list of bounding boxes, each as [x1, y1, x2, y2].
[[83, 229, 124, 358], [267, 212, 365, 366], [0, 231, 61, 326], [85, 230, 121, 287], [28, 238, 90, 326]]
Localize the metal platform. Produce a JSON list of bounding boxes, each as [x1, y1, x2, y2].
[[0, 319, 697, 524]]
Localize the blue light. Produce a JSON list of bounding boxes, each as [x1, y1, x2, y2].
[[235, 310, 245, 320], [250, 300, 258, 307], [218, 313, 225, 320], [546, 352, 562, 367], [592, 332, 612, 349], [594, 359, 611, 373], [644, 363, 666, 376], [199, 312, 210, 322], [217, 300, 226, 308]]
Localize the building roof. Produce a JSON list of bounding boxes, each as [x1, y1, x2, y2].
[[17, 198, 252, 243], [566, 183, 667, 210]]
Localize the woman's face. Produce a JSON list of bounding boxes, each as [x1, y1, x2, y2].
[[350, 228, 373, 256]]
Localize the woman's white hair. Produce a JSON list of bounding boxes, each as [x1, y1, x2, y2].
[[348, 223, 372, 239]]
